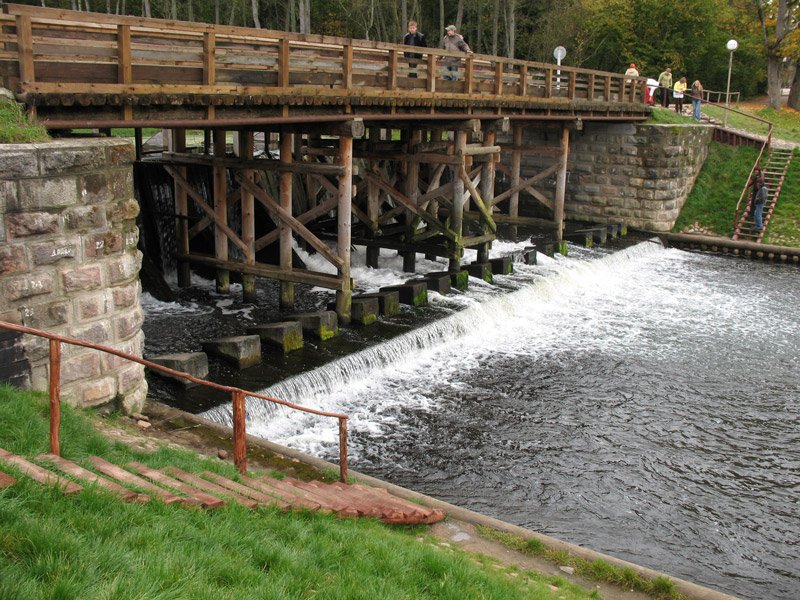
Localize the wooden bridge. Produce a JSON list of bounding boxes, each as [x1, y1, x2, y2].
[[1, 4, 651, 323]]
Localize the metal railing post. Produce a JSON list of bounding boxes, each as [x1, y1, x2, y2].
[[49, 339, 61, 456]]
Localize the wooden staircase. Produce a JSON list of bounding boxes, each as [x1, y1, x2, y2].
[[733, 147, 793, 243], [0, 447, 444, 525]]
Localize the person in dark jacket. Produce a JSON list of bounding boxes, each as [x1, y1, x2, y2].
[[749, 165, 767, 231], [440, 25, 472, 80], [403, 21, 426, 78]]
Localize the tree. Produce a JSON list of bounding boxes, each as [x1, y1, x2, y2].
[[755, 0, 800, 108]]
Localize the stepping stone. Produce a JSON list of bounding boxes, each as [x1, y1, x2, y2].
[[417, 272, 451, 295], [564, 231, 593, 248], [289, 311, 339, 340], [350, 296, 379, 325], [89, 456, 183, 505], [148, 352, 208, 386], [355, 290, 400, 316], [465, 262, 492, 283], [201, 335, 261, 369], [521, 246, 537, 265], [380, 282, 428, 306], [37, 453, 148, 503], [605, 223, 618, 239], [576, 226, 607, 244], [489, 256, 513, 275], [0, 447, 83, 494], [247, 321, 303, 353]]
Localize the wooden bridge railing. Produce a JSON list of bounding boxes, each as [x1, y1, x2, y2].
[[0, 321, 350, 482], [0, 3, 648, 117]]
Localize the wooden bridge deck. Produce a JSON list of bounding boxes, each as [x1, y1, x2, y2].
[[0, 4, 649, 128]]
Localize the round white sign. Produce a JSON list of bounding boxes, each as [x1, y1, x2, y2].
[[553, 46, 567, 61]]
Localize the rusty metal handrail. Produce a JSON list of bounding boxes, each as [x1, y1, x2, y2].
[[0, 320, 349, 482]]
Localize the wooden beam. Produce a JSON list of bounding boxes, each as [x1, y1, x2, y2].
[[459, 167, 496, 234], [509, 124, 522, 219], [491, 162, 560, 206], [255, 196, 337, 251], [278, 38, 290, 88], [180, 253, 343, 289], [161, 152, 346, 176], [15, 15, 35, 84]]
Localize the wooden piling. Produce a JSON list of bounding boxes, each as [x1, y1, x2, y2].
[[239, 131, 257, 303], [279, 131, 294, 310], [554, 125, 570, 241], [336, 135, 354, 324], [173, 128, 191, 288], [449, 130, 468, 272], [213, 128, 230, 293]]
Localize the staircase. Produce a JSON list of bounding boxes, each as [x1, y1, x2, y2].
[[733, 147, 793, 242], [0, 447, 444, 525]]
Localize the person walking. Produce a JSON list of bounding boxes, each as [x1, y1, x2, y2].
[[673, 77, 687, 114], [657, 68, 672, 108], [690, 80, 704, 121], [403, 20, 426, 79], [749, 165, 767, 232], [440, 25, 472, 81]]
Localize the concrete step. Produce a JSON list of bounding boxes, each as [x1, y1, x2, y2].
[[0, 447, 82, 494], [288, 311, 339, 340], [354, 290, 400, 316], [379, 282, 428, 306]]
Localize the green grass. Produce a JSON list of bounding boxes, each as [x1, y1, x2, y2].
[[476, 526, 688, 600], [0, 385, 599, 599], [701, 104, 786, 142], [672, 142, 759, 236], [646, 107, 696, 125], [0, 99, 49, 143], [763, 148, 800, 247]]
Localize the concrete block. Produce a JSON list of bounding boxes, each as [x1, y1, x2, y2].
[[355, 291, 401, 316], [576, 226, 607, 244], [380, 282, 428, 306], [289, 311, 339, 340], [148, 352, 209, 386], [451, 270, 469, 291], [606, 224, 619, 239], [465, 262, 492, 283], [351, 297, 379, 326], [564, 232, 593, 248], [489, 256, 513, 275], [0, 149, 38, 178], [522, 247, 538, 265], [418, 272, 451, 295], [202, 335, 262, 369], [247, 321, 304, 353]]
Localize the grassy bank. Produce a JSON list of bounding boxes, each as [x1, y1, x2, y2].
[[0, 386, 597, 600], [0, 99, 49, 143], [702, 104, 798, 143], [764, 148, 800, 247]]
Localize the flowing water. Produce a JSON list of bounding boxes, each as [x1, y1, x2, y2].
[[200, 242, 799, 600]]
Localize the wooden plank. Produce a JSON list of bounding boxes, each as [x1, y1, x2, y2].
[[16, 15, 35, 83], [493, 62, 503, 96], [0, 447, 82, 494], [36, 453, 147, 503], [203, 31, 215, 85], [247, 476, 325, 511], [163, 467, 257, 508], [161, 152, 346, 176], [278, 38, 289, 87], [127, 462, 224, 508], [491, 162, 560, 206], [387, 49, 398, 90], [117, 25, 132, 84], [255, 196, 337, 252], [201, 471, 289, 508], [88, 456, 183, 504], [342, 44, 353, 89]]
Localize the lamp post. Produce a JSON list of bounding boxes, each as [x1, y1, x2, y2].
[[724, 39, 738, 128], [553, 46, 566, 90]]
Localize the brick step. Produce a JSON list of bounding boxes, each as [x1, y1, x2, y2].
[[245, 475, 325, 511], [89, 456, 183, 505], [162, 467, 258, 508], [0, 471, 16, 488], [127, 462, 224, 508], [37, 453, 148, 503], [280, 477, 360, 517], [328, 481, 445, 524], [201, 470, 289, 509], [306, 480, 411, 521], [0, 447, 82, 494]]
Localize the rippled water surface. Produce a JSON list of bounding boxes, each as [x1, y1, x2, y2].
[[202, 243, 799, 600]]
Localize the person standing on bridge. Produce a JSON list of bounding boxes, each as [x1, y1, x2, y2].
[[624, 63, 639, 97], [441, 25, 472, 81], [657, 67, 672, 108], [673, 77, 687, 114], [690, 80, 704, 121], [403, 21, 427, 79]]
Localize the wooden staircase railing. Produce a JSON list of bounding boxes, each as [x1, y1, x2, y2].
[[733, 147, 792, 243]]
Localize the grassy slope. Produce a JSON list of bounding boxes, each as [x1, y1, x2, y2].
[[0, 100, 49, 144], [764, 148, 800, 247], [0, 386, 596, 600]]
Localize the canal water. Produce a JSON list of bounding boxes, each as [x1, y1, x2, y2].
[[197, 241, 799, 600]]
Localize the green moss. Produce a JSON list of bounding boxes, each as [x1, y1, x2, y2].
[[282, 331, 304, 353], [412, 289, 428, 306], [359, 312, 378, 326], [318, 325, 338, 341], [451, 270, 470, 291], [558, 241, 568, 256]]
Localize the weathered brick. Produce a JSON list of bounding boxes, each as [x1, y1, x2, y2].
[[117, 362, 145, 394], [30, 241, 78, 266], [81, 376, 117, 407], [122, 228, 139, 250], [106, 198, 140, 224], [112, 282, 139, 309], [107, 252, 141, 284], [15, 177, 78, 210], [64, 205, 106, 231], [0, 245, 28, 276], [0, 150, 38, 178], [84, 231, 124, 258], [115, 307, 144, 341], [78, 172, 113, 205], [101, 336, 142, 371], [62, 265, 103, 293], [5, 272, 54, 301], [72, 321, 111, 345], [40, 146, 105, 175], [6, 212, 60, 238], [20, 301, 69, 329], [76, 292, 110, 321], [61, 352, 101, 385], [107, 142, 135, 166]]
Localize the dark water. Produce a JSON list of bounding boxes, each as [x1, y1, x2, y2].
[[204, 243, 799, 600]]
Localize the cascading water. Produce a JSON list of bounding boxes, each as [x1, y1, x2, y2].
[[202, 239, 799, 600]]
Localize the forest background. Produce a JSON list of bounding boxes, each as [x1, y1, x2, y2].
[[4, 0, 800, 109]]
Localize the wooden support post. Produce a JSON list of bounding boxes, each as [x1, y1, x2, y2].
[[173, 128, 191, 287], [232, 390, 247, 475], [342, 44, 353, 89], [203, 130, 212, 155], [117, 24, 132, 120], [509, 124, 523, 240], [403, 129, 422, 272], [15, 15, 35, 118], [134, 128, 143, 161], [449, 130, 468, 272], [203, 31, 216, 121], [240, 131, 257, 303], [49, 339, 61, 457], [278, 38, 290, 87], [366, 128, 380, 268], [519, 64, 528, 96], [213, 128, 230, 294], [336, 136, 354, 324], [338, 417, 349, 483], [554, 125, 570, 242], [279, 131, 294, 310], [478, 129, 496, 262]]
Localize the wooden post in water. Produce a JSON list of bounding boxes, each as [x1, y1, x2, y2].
[[231, 390, 247, 474], [279, 130, 294, 310], [239, 131, 257, 303], [449, 130, 468, 272], [49, 339, 61, 456], [509, 124, 523, 240], [554, 124, 570, 242], [173, 128, 191, 287], [478, 128, 497, 262], [403, 128, 422, 272], [336, 135, 353, 324], [213, 128, 230, 293]]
